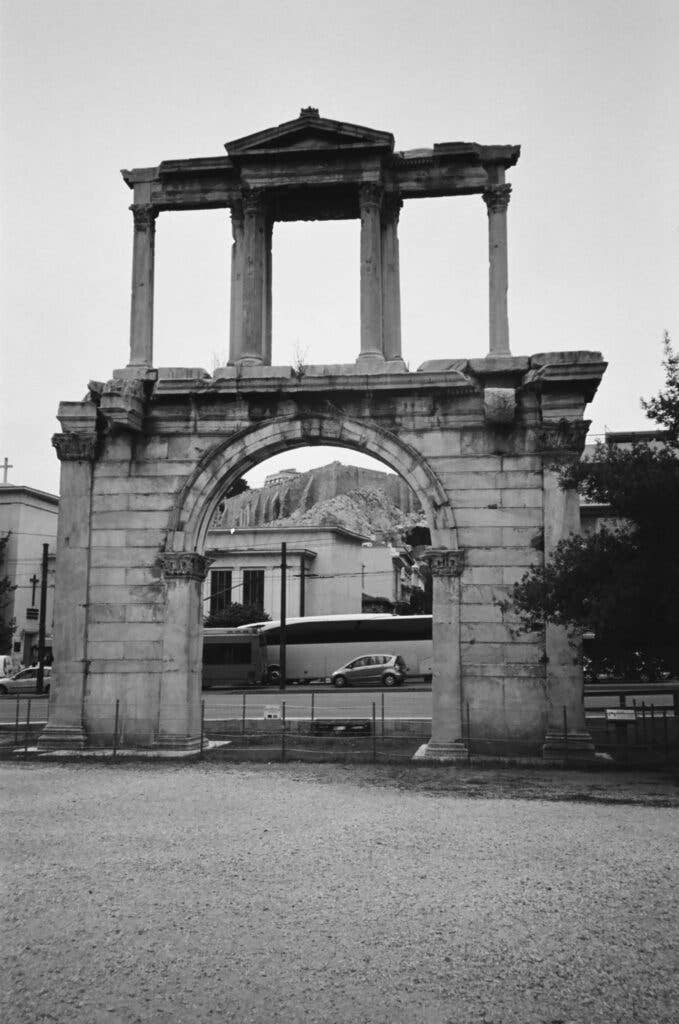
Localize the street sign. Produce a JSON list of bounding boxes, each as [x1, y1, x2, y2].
[[605, 708, 636, 722]]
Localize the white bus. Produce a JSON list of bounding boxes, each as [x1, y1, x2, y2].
[[240, 614, 433, 686]]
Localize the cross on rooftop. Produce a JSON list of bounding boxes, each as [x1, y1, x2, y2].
[[1, 458, 12, 483]]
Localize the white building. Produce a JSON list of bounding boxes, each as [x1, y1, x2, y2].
[[0, 485, 57, 665], [204, 525, 418, 620]]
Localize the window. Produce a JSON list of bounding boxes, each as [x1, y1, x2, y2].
[[243, 569, 265, 610], [210, 570, 232, 616]]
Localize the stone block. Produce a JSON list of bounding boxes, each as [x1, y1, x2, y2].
[[123, 642, 163, 660], [465, 567, 503, 584], [457, 527, 503, 547], [90, 547, 160, 569], [461, 623, 513, 643], [500, 488, 543, 508], [461, 584, 502, 604], [126, 604, 165, 623], [89, 568, 126, 587], [465, 547, 542, 568], [460, 604, 503, 624], [86, 641, 125, 660], [502, 527, 542, 547], [92, 493, 130, 513], [88, 603, 127, 623], [447, 488, 502, 509]]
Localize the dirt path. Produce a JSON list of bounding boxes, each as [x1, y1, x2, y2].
[[2, 762, 678, 1024]]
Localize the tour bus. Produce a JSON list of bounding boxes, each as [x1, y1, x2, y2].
[[201, 627, 267, 689], [239, 613, 433, 686]]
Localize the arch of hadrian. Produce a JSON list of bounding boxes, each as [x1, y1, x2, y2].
[[38, 109, 606, 759]]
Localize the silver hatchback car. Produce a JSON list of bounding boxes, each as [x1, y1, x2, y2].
[[0, 666, 51, 696], [331, 654, 406, 688]]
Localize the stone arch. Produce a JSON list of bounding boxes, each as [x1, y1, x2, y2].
[[166, 413, 457, 555]]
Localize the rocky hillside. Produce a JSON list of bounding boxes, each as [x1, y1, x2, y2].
[[273, 487, 425, 544]]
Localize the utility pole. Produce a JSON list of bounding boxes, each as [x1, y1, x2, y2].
[[279, 542, 287, 691], [36, 543, 49, 695]]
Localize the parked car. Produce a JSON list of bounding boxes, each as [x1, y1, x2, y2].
[[331, 654, 406, 688], [0, 666, 52, 696]]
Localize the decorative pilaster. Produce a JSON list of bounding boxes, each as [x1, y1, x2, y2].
[[38, 420, 98, 751], [358, 183, 384, 362], [128, 203, 158, 368], [240, 190, 267, 366], [381, 194, 404, 364], [413, 547, 468, 762], [537, 428, 596, 762], [228, 202, 245, 364], [264, 217, 273, 365], [482, 183, 511, 357], [157, 551, 211, 749]]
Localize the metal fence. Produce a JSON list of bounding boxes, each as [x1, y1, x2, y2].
[[1, 688, 677, 767]]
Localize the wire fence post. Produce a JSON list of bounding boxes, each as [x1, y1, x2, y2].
[[466, 702, 471, 765], [633, 699, 639, 747], [241, 692, 246, 736], [381, 692, 385, 738], [562, 705, 568, 766], [310, 690, 315, 725], [650, 704, 655, 755], [663, 708, 669, 765], [372, 701, 376, 763], [14, 696, 20, 745], [112, 699, 120, 759], [23, 699, 31, 756], [281, 700, 286, 763], [200, 699, 205, 757]]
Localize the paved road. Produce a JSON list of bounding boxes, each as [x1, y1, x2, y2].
[[0, 683, 675, 725]]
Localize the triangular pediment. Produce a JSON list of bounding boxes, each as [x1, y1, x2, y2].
[[226, 108, 394, 158]]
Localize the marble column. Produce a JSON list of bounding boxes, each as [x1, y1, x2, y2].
[[482, 183, 512, 357], [228, 202, 244, 364], [263, 217, 273, 365], [240, 190, 267, 365], [415, 548, 468, 761], [157, 552, 211, 749], [128, 203, 157, 367], [539, 427, 596, 761], [358, 183, 384, 361], [381, 195, 404, 364], [38, 429, 97, 751]]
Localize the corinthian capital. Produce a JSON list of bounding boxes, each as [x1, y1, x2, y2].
[[422, 547, 465, 578], [359, 183, 383, 210], [130, 203, 158, 232], [159, 551, 211, 582], [52, 432, 97, 462], [482, 184, 512, 214], [242, 189, 267, 215]]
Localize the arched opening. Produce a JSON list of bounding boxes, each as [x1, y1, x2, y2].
[[159, 416, 461, 750]]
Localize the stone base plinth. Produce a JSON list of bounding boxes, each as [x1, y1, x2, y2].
[[413, 740, 469, 763], [154, 735, 202, 753], [37, 724, 87, 752], [542, 729, 596, 763]]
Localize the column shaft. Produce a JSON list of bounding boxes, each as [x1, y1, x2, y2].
[[228, 203, 244, 364], [416, 548, 468, 761], [128, 204, 157, 367], [359, 184, 383, 359], [263, 218, 273, 364], [157, 553, 210, 749], [38, 432, 97, 750], [381, 196, 403, 363], [240, 191, 267, 365], [483, 184, 511, 356], [541, 459, 595, 760]]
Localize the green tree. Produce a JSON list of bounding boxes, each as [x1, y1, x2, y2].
[[0, 534, 16, 652], [508, 333, 679, 678], [204, 602, 270, 628]]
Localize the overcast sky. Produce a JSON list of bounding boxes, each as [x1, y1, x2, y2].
[[1, 0, 677, 494]]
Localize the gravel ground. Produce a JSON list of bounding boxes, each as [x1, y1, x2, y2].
[[2, 762, 678, 1024]]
